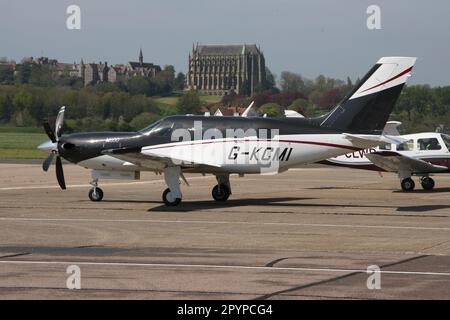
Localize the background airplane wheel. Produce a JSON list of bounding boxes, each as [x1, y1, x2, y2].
[[421, 177, 435, 190], [401, 178, 415, 192], [88, 188, 104, 201], [212, 184, 231, 202], [162, 188, 181, 206]]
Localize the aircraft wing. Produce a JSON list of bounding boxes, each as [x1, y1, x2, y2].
[[366, 151, 448, 173], [102, 146, 222, 170]]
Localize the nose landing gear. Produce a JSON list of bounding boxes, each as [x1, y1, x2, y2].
[[162, 166, 182, 206], [88, 178, 104, 201]]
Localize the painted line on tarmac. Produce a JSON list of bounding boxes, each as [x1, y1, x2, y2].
[[0, 217, 449, 232], [0, 260, 449, 277], [0, 176, 212, 191]]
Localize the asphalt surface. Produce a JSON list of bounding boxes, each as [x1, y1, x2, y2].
[[0, 163, 449, 299]]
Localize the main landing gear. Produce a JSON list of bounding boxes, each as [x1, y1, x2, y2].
[[212, 174, 231, 202], [400, 176, 435, 192], [88, 178, 104, 201], [400, 177, 415, 192], [420, 176, 435, 190], [160, 169, 233, 206]]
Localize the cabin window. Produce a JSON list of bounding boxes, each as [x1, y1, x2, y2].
[[418, 138, 442, 151], [441, 134, 450, 150], [396, 139, 414, 151], [379, 143, 391, 150]]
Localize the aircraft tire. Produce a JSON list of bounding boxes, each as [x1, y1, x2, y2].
[[401, 178, 415, 192], [421, 177, 435, 190], [162, 188, 181, 206], [89, 187, 104, 201], [212, 184, 231, 202]]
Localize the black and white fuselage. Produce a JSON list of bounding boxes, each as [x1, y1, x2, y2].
[[38, 56, 417, 205]]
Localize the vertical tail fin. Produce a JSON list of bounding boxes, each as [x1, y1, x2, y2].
[[319, 57, 416, 133]]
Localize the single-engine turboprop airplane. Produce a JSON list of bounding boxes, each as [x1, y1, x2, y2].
[[320, 121, 450, 191], [38, 57, 416, 206]]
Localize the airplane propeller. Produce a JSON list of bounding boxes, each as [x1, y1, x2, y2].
[[40, 106, 66, 190]]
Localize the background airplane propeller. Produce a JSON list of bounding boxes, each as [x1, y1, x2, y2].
[[41, 106, 66, 190]]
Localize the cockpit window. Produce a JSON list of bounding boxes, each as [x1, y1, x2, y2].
[[396, 139, 414, 151], [149, 121, 174, 137], [139, 119, 162, 135], [441, 134, 450, 150], [418, 138, 442, 151], [379, 143, 391, 150]]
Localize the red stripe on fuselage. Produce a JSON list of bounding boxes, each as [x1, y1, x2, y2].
[[143, 138, 362, 152]]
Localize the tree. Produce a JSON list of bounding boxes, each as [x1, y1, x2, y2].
[[258, 103, 281, 117], [0, 95, 10, 122], [15, 62, 33, 84], [126, 77, 150, 96], [255, 67, 277, 94], [176, 90, 202, 114], [174, 72, 186, 91], [29, 64, 55, 86], [95, 82, 120, 93], [0, 66, 14, 84], [280, 71, 305, 94], [288, 98, 316, 117], [12, 91, 33, 110], [318, 88, 343, 110], [265, 67, 276, 90], [154, 65, 175, 95], [129, 112, 159, 131]]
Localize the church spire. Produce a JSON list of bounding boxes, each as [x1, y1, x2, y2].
[[139, 47, 143, 65]]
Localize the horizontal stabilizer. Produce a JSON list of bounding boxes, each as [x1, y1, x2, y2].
[[343, 133, 407, 148]]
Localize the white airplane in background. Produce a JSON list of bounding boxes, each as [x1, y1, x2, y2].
[[320, 122, 450, 191]]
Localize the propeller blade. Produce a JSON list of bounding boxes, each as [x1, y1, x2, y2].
[[55, 156, 66, 190], [42, 153, 55, 172], [43, 122, 57, 143], [55, 106, 65, 138]]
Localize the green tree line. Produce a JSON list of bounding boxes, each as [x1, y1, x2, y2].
[[0, 60, 449, 134]]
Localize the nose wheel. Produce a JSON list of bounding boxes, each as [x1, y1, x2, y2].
[[88, 178, 104, 201], [89, 187, 104, 201], [162, 188, 181, 206]]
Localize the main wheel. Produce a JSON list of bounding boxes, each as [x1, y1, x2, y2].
[[421, 177, 435, 190], [88, 187, 104, 201], [212, 184, 231, 202], [162, 188, 181, 206], [400, 178, 415, 192]]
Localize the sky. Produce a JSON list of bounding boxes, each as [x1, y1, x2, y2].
[[1, 0, 449, 86]]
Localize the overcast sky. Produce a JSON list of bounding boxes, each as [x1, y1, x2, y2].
[[1, 0, 449, 86]]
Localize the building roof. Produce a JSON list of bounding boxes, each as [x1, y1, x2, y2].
[[195, 44, 261, 56], [129, 61, 160, 70]]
